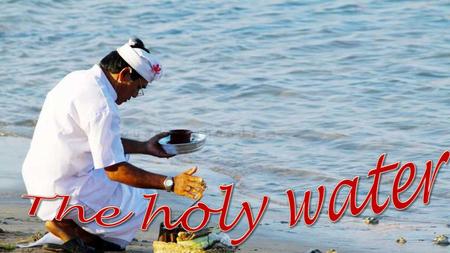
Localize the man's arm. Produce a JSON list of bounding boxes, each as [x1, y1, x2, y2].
[[105, 162, 165, 188], [104, 163, 205, 200], [121, 138, 147, 154], [121, 133, 174, 158]]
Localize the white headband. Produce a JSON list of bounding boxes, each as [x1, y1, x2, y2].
[[116, 41, 163, 83]]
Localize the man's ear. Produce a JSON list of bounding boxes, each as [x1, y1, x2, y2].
[[118, 67, 132, 83]]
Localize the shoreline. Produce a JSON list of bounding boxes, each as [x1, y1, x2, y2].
[[1, 198, 449, 253], [1, 136, 449, 253]]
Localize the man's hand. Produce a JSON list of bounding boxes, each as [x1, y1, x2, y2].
[[146, 132, 175, 158], [173, 167, 207, 200]]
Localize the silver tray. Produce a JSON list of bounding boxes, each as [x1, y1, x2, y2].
[[159, 133, 207, 155]]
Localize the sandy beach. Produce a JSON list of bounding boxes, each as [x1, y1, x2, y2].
[[0, 136, 309, 253], [0, 201, 306, 253]]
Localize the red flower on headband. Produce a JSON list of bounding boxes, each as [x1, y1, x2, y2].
[[151, 64, 161, 74]]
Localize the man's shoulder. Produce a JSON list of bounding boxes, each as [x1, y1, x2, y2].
[[62, 67, 101, 91], [49, 68, 95, 96], [49, 66, 116, 117]]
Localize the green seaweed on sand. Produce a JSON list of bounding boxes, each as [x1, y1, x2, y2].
[[0, 243, 16, 252]]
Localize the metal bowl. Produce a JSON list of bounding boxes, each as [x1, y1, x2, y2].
[[159, 133, 207, 155]]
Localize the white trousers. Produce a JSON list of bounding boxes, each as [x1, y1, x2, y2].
[[68, 183, 156, 248]]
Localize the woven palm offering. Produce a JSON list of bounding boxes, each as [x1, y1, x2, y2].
[[153, 223, 236, 253]]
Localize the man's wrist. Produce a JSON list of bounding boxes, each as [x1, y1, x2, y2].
[[163, 176, 174, 192]]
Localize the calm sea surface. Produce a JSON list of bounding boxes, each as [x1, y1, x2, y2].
[[1, 0, 449, 249]]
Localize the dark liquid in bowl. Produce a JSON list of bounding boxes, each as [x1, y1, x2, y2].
[[169, 129, 192, 144]]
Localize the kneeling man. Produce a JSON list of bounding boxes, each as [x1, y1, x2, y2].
[[22, 38, 206, 252]]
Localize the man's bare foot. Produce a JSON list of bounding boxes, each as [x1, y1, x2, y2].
[[45, 219, 100, 244], [45, 219, 124, 251], [43, 238, 95, 253]]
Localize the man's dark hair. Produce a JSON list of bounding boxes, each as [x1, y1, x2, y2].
[[99, 37, 150, 81]]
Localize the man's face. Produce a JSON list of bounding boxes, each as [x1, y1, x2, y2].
[[115, 69, 148, 105]]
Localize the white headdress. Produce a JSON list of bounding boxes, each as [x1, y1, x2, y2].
[[117, 39, 163, 82]]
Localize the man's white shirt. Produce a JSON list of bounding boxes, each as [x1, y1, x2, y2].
[[22, 64, 126, 220]]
